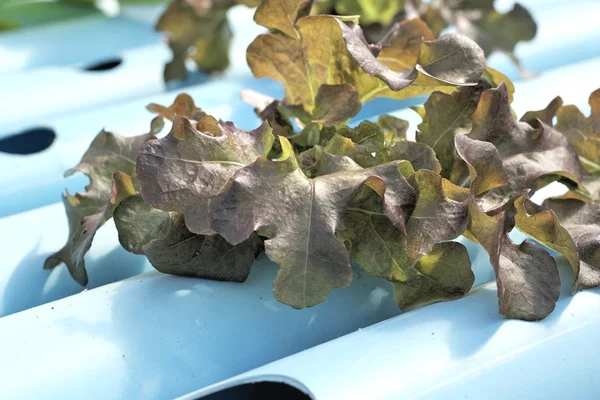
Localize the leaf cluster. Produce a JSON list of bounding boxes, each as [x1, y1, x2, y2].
[[156, 0, 536, 81], [47, 0, 600, 322]]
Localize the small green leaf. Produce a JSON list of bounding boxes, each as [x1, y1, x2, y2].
[[514, 195, 580, 284], [393, 242, 473, 310], [416, 82, 490, 178], [377, 114, 409, 145], [299, 145, 362, 178], [481, 66, 515, 102], [465, 204, 505, 269], [334, 0, 405, 25], [322, 121, 441, 172]]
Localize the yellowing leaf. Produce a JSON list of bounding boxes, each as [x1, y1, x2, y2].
[[514, 195, 580, 285], [556, 89, 600, 176], [147, 93, 206, 121], [248, 1, 486, 118], [254, 0, 312, 38]]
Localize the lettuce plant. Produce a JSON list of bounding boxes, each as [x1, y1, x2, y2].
[[48, 0, 600, 321], [157, 0, 536, 81]]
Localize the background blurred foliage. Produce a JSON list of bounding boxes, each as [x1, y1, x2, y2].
[[0, 0, 165, 31]]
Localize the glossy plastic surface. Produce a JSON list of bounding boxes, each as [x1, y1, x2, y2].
[[0, 7, 265, 131], [183, 260, 600, 400], [0, 260, 403, 399]]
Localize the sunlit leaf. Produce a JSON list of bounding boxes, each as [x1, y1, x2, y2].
[[467, 84, 581, 212], [556, 89, 600, 176]]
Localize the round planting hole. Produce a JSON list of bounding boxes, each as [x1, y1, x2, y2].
[[0, 127, 56, 154], [197, 381, 313, 400], [83, 58, 122, 72]]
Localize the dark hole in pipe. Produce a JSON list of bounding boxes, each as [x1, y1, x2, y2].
[[84, 58, 122, 72], [0, 127, 56, 154], [197, 381, 313, 400]]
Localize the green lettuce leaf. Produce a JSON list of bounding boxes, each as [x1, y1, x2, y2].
[[319, 121, 440, 173], [340, 191, 473, 310], [416, 82, 490, 178], [334, 0, 405, 25], [377, 114, 409, 145], [299, 144, 363, 178], [393, 241, 473, 310]]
